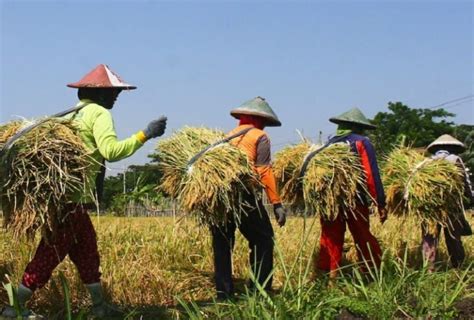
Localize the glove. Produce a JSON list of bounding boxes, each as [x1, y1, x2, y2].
[[273, 203, 287, 227], [143, 116, 167, 140]]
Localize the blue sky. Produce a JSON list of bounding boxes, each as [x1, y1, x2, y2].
[[1, 0, 473, 171]]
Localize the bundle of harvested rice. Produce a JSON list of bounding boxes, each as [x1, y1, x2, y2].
[[0, 119, 91, 239], [383, 146, 465, 229], [273, 142, 368, 220], [272, 142, 311, 213], [154, 127, 260, 225]]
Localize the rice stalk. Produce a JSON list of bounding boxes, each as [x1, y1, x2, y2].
[[274, 142, 369, 220], [154, 127, 260, 225], [272, 142, 311, 213], [0, 119, 92, 240], [382, 146, 466, 231]]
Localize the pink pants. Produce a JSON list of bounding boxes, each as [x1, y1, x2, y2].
[[421, 222, 465, 270], [22, 205, 101, 290]]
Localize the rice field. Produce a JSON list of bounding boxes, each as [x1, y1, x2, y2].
[[1, 213, 473, 319]]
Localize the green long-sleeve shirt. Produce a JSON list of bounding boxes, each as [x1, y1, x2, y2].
[[64, 99, 144, 204]]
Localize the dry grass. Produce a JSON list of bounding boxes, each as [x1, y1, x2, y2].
[[1, 213, 472, 318], [0, 120, 92, 240]]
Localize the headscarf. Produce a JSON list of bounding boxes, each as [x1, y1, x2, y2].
[[239, 114, 266, 130], [336, 123, 366, 136]]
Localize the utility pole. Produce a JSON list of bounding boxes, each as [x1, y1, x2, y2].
[[123, 167, 127, 194]]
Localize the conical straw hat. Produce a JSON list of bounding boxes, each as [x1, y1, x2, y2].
[[67, 64, 136, 90], [427, 134, 465, 153], [329, 107, 376, 130], [230, 96, 281, 127]]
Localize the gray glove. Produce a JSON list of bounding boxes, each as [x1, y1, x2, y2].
[[143, 116, 167, 139], [273, 203, 287, 227]]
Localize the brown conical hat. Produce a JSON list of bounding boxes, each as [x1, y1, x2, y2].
[[67, 64, 136, 89], [427, 134, 465, 153]]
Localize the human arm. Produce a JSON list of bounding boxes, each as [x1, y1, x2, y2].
[[93, 111, 166, 162], [455, 157, 474, 205], [355, 138, 387, 220], [255, 135, 286, 226]]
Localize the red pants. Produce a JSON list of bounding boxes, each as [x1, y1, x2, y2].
[[22, 206, 101, 291], [318, 205, 382, 272]]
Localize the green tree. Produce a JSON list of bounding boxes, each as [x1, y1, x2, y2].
[[454, 124, 474, 178], [370, 102, 456, 155], [101, 174, 125, 210], [101, 163, 163, 213], [370, 102, 474, 175], [109, 174, 167, 216]]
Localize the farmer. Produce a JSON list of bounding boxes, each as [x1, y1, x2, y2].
[[1, 64, 167, 318], [317, 108, 387, 280], [211, 96, 286, 300], [422, 134, 473, 271]]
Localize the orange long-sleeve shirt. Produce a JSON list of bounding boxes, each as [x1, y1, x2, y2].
[[227, 124, 281, 205]]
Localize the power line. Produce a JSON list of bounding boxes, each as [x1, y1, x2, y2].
[[428, 94, 474, 109], [441, 97, 474, 110]]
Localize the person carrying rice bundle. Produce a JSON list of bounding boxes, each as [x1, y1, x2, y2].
[[211, 96, 286, 300], [421, 134, 473, 271], [317, 108, 387, 280], [1, 64, 167, 319]]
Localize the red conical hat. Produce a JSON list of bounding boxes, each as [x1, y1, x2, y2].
[[67, 64, 137, 89]]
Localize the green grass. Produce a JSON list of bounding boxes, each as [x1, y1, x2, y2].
[[1, 214, 473, 319]]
